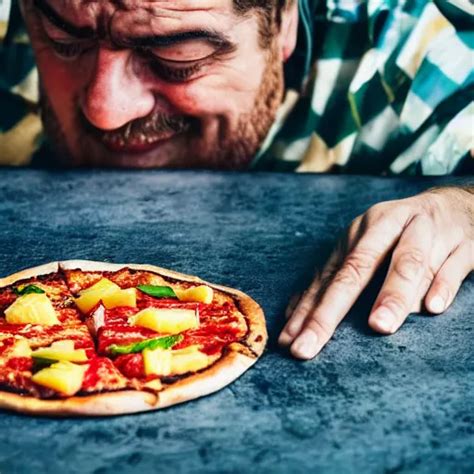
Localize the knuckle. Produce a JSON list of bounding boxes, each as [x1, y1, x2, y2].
[[332, 253, 371, 289], [363, 203, 387, 226], [392, 203, 414, 227], [367, 201, 387, 217], [393, 249, 426, 281], [380, 295, 408, 317]]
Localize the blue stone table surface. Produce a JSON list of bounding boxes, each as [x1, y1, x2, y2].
[[0, 169, 472, 474]]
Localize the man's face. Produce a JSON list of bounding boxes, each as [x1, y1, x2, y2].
[[22, 0, 296, 169]]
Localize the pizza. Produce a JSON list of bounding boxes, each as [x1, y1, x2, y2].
[[0, 260, 266, 416]]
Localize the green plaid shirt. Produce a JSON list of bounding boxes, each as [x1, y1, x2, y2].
[[1, 0, 473, 173]]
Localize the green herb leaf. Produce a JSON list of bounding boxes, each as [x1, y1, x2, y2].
[[13, 285, 45, 296], [32, 357, 57, 372], [137, 285, 177, 299], [108, 335, 183, 356]]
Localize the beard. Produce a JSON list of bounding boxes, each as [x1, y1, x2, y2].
[[39, 48, 284, 170]]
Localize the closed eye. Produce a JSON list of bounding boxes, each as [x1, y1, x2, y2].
[[49, 39, 94, 60], [147, 58, 205, 83]]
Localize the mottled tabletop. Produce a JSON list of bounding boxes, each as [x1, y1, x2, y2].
[[0, 170, 472, 474]]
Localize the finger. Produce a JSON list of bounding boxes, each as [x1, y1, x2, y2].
[[425, 241, 474, 314], [278, 272, 324, 347], [410, 224, 464, 313], [279, 218, 366, 348], [289, 213, 408, 359], [285, 292, 303, 320], [369, 215, 434, 335], [410, 272, 434, 313], [278, 248, 340, 347]]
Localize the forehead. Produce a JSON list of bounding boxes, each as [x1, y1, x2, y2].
[[37, 0, 242, 33]]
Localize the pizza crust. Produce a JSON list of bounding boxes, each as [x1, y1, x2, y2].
[[0, 260, 267, 416], [0, 262, 59, 289]]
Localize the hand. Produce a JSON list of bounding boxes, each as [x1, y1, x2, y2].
[[279, 186, 474, 360]]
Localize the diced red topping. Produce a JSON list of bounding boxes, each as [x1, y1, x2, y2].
[[114, 354, 145, 379], [6, 357, 33, 372]]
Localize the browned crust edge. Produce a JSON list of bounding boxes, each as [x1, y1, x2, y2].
[[0, 262, 59, 289], [0, 260, 267, 417]]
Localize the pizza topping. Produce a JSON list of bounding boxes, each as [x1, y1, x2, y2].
[[74, 278, 136, 314], [0, 265, 258, 403], [101, 288, 137, 311], [31, 361, 89, 396], [175, 286, 214, 304], [8, 338, 32, 358], [4, 294, 60, 326], [81, 357, 129, 393], [171, 346, 211, 375], [113, 353, 145, 379], [143, 379, 163, 391], [7, 357, 33, 372], [108, 334, 183, 355], [143, 348, 172, 376], [13, 285, 45, 296], [143, 345, 211, 377], [137, 285, 177, 299], [129, 308, 199, 335], [87, 305, 105, 335], [31, 340, 88, 363]]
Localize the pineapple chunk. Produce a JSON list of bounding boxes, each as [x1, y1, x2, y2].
[[10, 338, 32, 357], [74, 278, 137, 313], [143, 345, 209, 376], [175, 286, 214, 304], [5, 293, 60, 326], [103, 288, 136, 310], [171, 349, 210, 375], [129, 308, 199, 335], [143, 379, 163, 391], [31, 340, 88, 362], [31, 361, 88, 396], [143, 348, 172, 376], [74, 278, 119, 313]]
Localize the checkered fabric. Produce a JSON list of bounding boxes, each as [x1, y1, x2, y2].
[[0, 0, 473, 174], [253, 0, 474, 174], [0, 0, 41, 165]]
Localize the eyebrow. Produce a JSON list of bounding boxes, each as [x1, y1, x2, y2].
[[33, 0, 234, 51], [118, 31, 233, 50], [34, 0, 94, 39]]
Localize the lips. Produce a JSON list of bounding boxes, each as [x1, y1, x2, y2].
[[101, 129, 179, 154]]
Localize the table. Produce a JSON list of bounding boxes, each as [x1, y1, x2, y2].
[[0, 170, 472, 474]]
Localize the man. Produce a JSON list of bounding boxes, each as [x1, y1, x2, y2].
[[1, 0, 473, 359]]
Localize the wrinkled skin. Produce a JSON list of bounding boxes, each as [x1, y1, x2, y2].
[[280, 187, 474, 359], [21, 0, 298, 168]]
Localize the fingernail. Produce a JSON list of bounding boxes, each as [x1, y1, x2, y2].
[[371, 307, 397, 334], [291, 331, 318, 360], [429, 295, 445, 314]]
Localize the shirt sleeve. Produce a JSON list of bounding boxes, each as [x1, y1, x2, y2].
[[0, 1, 42, 166], [258, 0, 473, 176]]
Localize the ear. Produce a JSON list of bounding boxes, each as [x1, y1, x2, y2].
[[279, 2, 299, 62]]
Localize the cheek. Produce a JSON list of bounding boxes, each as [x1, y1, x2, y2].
[[157, 41, 267, 116], [35, 52, 84, 120], [156, 57, 267, 118]]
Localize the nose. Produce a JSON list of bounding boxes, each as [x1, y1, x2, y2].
[[81, 48, 155, 131]]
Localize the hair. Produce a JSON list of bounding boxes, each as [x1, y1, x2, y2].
[[233, 0, 294, 48]]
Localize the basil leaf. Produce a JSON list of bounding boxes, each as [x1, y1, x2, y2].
[[32, 357, 57, 372], [108, 335, 183, 355], [13, 285, 45, 296], [137, 285, 177, 299]]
